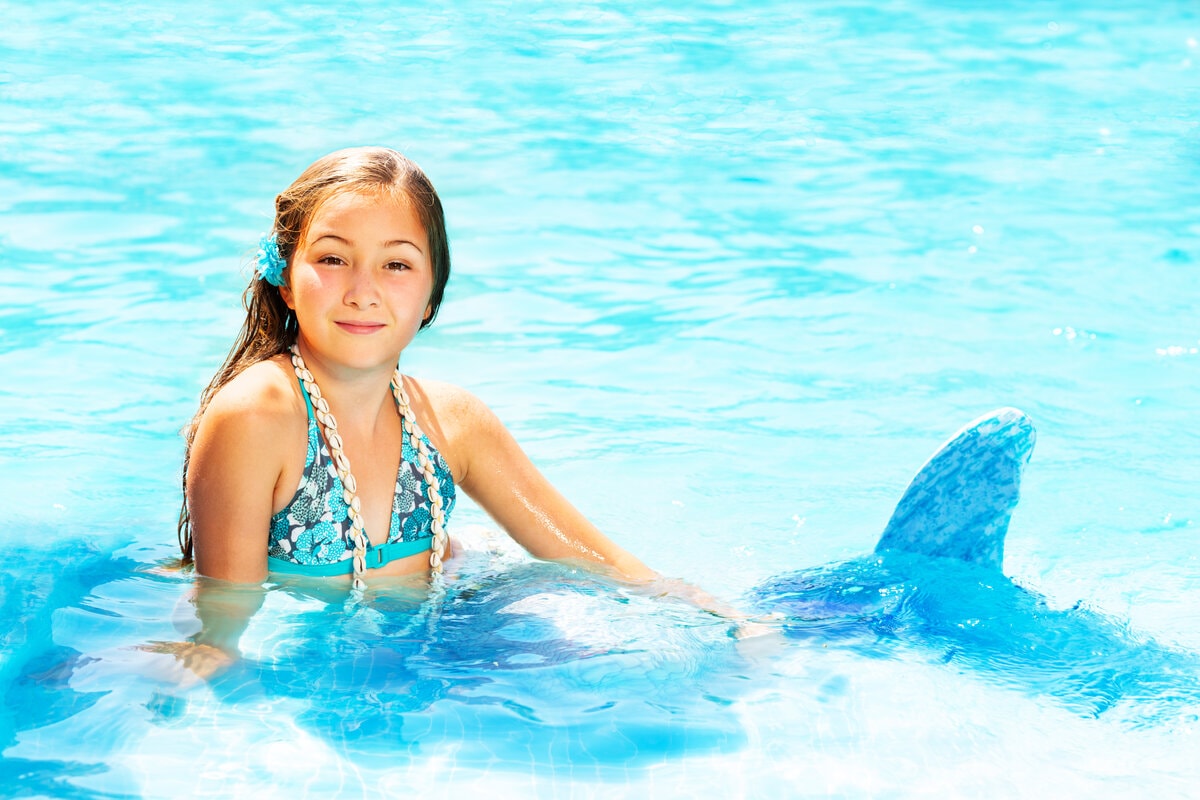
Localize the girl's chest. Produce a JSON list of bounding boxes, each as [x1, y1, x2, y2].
[[339, 427, 407, 547]]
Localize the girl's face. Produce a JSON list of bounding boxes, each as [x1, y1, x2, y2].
[[279, 190, 434, 373]]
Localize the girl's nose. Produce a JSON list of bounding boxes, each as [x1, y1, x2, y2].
[[344, 267, 381, 308]]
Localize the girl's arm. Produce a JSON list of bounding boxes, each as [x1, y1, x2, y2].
[[142, 577, 268, 683], [157, 367, 295, 681], [186, 365, 297, 584], [416, 381, 752, 621], [425, 381, 658, 580]]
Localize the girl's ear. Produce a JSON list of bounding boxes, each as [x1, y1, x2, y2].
[[279, 280, 295, 310], [423, 304, 432, 322]]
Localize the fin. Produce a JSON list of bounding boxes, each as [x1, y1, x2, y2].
[[874, 407, 1035, 570]]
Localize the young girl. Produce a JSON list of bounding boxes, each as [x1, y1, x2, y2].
[[180, 146, 687, 596]]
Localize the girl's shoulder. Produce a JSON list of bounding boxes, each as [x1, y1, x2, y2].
[[399, 376, 503, 480], [401, 376, 486, 420], [200, 356, 304, 436]]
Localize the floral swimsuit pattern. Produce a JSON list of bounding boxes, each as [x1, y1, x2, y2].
[[268, 379, 456, 569]]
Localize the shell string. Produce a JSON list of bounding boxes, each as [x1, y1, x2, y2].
[[288, 345, 448, 591]]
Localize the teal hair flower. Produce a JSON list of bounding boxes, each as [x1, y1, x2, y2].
[[256, 233, 287, 286]]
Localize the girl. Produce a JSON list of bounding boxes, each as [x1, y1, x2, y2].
[[180, 146, 705, 600]]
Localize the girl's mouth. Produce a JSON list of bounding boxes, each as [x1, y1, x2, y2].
[[335, 321, 385, 335]]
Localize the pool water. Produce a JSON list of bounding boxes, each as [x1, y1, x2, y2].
[[2, 0, 1198, 796]]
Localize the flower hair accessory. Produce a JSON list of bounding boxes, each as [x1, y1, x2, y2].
[[255, 233, 287, 286]]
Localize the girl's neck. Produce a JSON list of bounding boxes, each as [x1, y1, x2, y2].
[[290, 339, 400, 436]]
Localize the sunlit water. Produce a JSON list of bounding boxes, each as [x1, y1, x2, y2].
[[1, 1, 1198, 797]]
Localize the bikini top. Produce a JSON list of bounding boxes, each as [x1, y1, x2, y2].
[[267, 377, 456, 576]]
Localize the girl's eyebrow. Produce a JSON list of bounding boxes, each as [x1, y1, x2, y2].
[[310, 233, 425, 255]]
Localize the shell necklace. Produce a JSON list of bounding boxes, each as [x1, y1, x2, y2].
[[288, 344, 448, 590]]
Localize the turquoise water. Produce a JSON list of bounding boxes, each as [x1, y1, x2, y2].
[[2, 1, 1199, 796]]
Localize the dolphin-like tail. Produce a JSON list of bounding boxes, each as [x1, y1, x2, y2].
[[755, 408, 1200, 725], [874, 407, 1035, 571]]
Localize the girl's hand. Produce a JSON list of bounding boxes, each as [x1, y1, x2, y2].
[[138, 640, 236, 686], [730, 612, 785, 640], [634, 575, 785, 641]]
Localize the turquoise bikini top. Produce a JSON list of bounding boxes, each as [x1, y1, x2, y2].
[[267, 377, 456, 576]]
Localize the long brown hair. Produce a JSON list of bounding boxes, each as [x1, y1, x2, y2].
[[177, 146, 452, 562]]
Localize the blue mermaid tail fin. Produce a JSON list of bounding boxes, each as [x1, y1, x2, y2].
[[874, 407, 1035, 570]]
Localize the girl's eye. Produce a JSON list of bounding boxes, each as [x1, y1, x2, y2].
[[317, 255, 346, 266], [385, 261, 410, 271]]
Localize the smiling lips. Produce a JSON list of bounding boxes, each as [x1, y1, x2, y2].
[[335, 321, 385, 335]]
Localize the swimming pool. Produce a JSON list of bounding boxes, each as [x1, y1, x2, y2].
[[1, 0, 1198, 795]]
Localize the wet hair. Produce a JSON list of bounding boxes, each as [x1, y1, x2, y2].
[[177, 146, 451, 562]]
